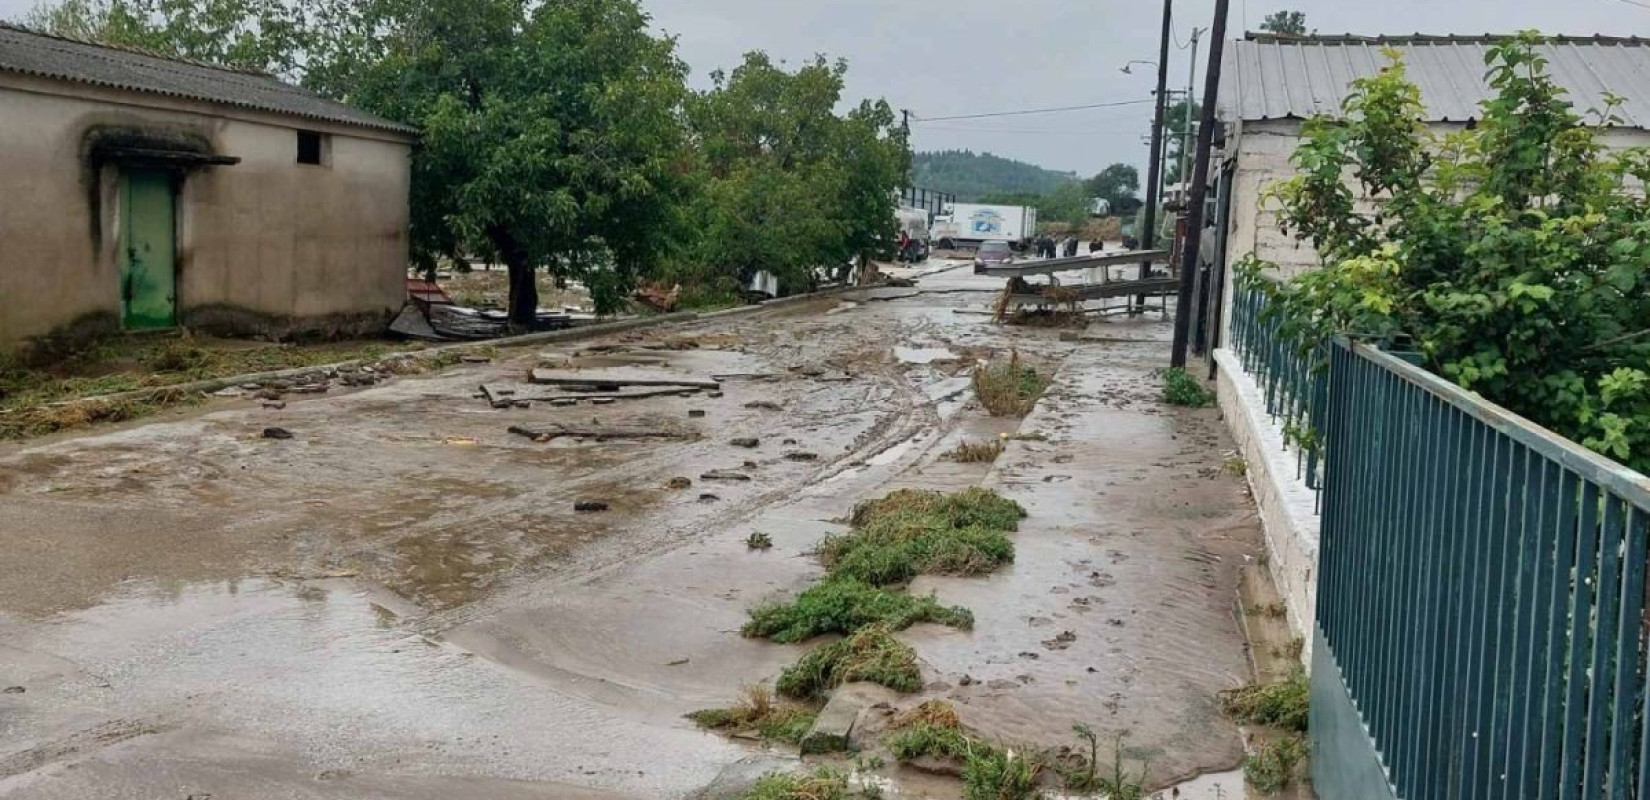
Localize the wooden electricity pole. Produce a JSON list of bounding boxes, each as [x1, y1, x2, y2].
[[1170, 0, 1229, 367], [1135, 0, 1173, 311]]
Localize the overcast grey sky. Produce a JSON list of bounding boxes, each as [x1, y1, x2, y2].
[[4, 0, 1645, 178]]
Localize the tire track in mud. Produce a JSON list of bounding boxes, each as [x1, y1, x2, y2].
[[409, 315, 953, 638]]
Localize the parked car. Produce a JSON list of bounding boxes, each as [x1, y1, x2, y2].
[[972, 241, 1014, 274]]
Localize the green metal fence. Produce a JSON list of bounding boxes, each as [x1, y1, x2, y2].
[[1315, 338, 1650, 799], [1228, 281, 1328, 491]]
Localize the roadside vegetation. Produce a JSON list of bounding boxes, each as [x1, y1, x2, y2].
[[1219, 669, 1309, 733], [1240, 33, 1650, 473], [1161, 367, 1214, 407], [687, 685, 816, 745], [972, 352, 1051, 417], [885, 704, 1144, 800], [742, 577, 973, 643], [1244, 734, 1308, 794], [728, 766, 880, 800], [0, 334, 459, 439]]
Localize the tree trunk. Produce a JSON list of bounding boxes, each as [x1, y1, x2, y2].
[[491, 228, 537, 330]]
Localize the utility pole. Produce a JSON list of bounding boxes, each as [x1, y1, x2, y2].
[[1170, 0, 1229, 367], [1135, 0, 1172, 312], [1178, 28, 1205, 190]]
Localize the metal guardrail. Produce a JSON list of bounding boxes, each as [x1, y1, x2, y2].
[[1319, 338, 1650, 799], [1227, 280, 1328, 492]]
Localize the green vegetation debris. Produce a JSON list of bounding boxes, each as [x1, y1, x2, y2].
[[849, 488, 1026, 532], [687, 684, 816, 745], [746, 531, 774, 550], [776, 624, 921, 700], [1162, 366, 1214, 407], [946, 438, 1004, 463], [742, 577, 973, 643], [730, 766, 880, 800], [1219, 668, 1309, 733], [1058, 724, 1148, 799], [972, 351, 1050, 417], [962, 746, 1044, 800], [887, 723, 978, 763]]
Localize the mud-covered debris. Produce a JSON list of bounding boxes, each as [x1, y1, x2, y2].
[[744, 400, 781, 411], [784, 451, 819, 462], [550, 398, 577, 407], [460, 354, 492, 364], [262, 427, 294, 440], [729, 437, 759, 448], [288, 382, 330, 394], [666, 477, 692, 489], [793, 365, 826, 377], [508, 423, 687, 442], [1041, 631, 1077, 651], [529, 368, 719, 389], [701, 469, 752, 481], [698, 493, 721, 503], [210, 387, 242, 397], [666, 657, 690, 666], [958, 674, 975, 686], [591, 397, 616, 405], [254, 388, 283, 401], [340, 372, 379, 387], [742, 460, 758, 469], [1018, 651, 1040, 660], [746, 532, 774, 550], [262, 401, 287, 410], [782, 437, 798, 445], [2, 686, 23, 694], [574, 501, 610, 512], [688, 409, 706, 418], [708, 390, 725, 398]]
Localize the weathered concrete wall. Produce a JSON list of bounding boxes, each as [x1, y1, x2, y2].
[[1214, 347, 1319, 665], [0, 73, 411, 349]]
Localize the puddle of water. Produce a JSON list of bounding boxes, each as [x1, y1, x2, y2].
[[894, 346, 960, 365]]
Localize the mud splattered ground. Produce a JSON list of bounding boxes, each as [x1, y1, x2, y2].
[[0, 264, 1265, 799]]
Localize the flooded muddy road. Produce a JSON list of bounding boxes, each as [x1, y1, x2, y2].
[[0, 266, 1264, 799]]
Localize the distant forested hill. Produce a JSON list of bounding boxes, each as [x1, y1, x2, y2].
[[911, 150, 1078, 201]]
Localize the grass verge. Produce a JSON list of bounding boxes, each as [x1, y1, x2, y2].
[[972, 351, 1050, 417], [1218, 669, 1309, 733], [776, 624, 921, 700], [687, 684, 816, 745], [742, 577, 973, 643]]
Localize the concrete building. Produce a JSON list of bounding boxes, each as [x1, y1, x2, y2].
[[1208, 33, 1650, 650], [0, 23, 417, 351]]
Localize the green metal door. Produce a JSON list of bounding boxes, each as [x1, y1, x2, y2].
[[120, 169, 177, 329]]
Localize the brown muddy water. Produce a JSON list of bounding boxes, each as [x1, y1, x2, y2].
[[0, 267, 1268, 799]]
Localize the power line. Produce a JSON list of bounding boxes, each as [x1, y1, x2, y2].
[[911, 123, 1147, 135], [914, 99, 1153, 122]]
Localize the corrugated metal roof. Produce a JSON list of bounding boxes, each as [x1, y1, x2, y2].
[[0, 22, 417, 136], [1219, 34, 1650, 128]]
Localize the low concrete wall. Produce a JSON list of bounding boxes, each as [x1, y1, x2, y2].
[[1213, 347, 1318, 664]]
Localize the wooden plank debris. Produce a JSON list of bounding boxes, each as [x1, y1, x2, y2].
[[508, 424, 691, 442], [528, 368, 720, 389]]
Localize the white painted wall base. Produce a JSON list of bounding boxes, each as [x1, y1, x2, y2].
[[1214, 347, 1319, 666]]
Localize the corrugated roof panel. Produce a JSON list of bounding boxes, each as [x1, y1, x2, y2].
[[0, 22, 416, 136], [1219, 34, 1650, 130]]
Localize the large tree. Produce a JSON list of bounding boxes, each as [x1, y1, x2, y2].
[[349, 0, 691, 322], [1259, 10, 1308, 35], [1086, 163, 1139, 213]]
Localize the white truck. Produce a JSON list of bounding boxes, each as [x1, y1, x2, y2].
[[929, 203, 1038, 251]]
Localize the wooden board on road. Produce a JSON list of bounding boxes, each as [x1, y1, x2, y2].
[[528, 368, 721, 389]]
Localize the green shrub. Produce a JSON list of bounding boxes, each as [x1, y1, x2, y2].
[[1219, 669, 1309, 732], [1162, 367, 1214, 407], [1244, 734, 1307, 794], [776, 624, 921, 700], [742, 577, 973, 643]]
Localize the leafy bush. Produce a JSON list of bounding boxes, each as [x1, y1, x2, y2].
[[776, 624, 921, 700], [1161, 367, 1214, 407], [1243, 33, 1650, 473], [1244, 734, 1307, 794], [1218, 669, 1309, 733], [742, 577, 973, 643]]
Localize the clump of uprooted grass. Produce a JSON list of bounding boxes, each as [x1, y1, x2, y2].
[[885, 712, 1045, 800], [1162, 366, 1215, 407], [946, 438, 1004, 463], [971, 350, 1050, 417], [775, 624, 921, 700], [1218, 668, 1309, 732], [731, 766, 877, 800], [1244, 733, 1308, 794], [818, 487, 1025, 587], [742, 577, 973, 643], [687, 684, 817, 745]]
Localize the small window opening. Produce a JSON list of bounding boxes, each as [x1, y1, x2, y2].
[[296, 130, 324, 165]]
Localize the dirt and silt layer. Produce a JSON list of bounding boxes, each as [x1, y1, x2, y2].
[[0, 268, 1262, 799]]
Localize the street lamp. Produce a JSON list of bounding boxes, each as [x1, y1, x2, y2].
[[1120, 60, 1157, 75]]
